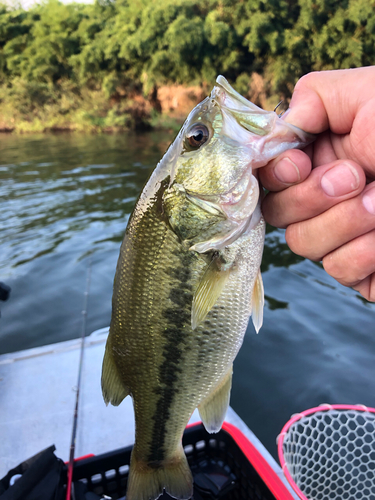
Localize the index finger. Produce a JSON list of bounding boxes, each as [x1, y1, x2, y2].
[[283, 67, 375, 135]]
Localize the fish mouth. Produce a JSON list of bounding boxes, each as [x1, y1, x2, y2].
[[211, 76, 278, 143], [212, 75, 268, 115], [212, 75, 316, 145]]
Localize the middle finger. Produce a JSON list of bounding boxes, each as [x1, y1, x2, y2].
[[262, 159, 366, 228], [285, 182, 375, 261]]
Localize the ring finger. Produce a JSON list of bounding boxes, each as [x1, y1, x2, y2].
[[285, 182, 375, 261], [263, 160, 366, 228]]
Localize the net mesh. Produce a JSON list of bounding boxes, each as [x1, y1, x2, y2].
[[281, 408, 375, 500]]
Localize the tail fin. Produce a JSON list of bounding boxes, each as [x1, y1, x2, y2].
[[126, 447, 193, 500]]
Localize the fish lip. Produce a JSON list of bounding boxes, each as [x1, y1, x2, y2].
[[212, 75, 265, 114], [213, 75, 316, 145]]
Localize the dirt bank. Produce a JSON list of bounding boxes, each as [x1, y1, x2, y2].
[[0, 74, 277, 133]]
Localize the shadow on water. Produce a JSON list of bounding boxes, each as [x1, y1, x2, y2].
[[261, 224, 305, 273], [1, 132, 375, 461]]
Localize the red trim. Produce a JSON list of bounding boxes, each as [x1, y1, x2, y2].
[[65, 423, 293, 498], [66, 466, 73, 500], [221, 422, 295, 500], [65, 453, 95, 465], [74, 453, 95, 461], [65, 454, 96, 500], [187, 420, 294, 499], [186, 421, 202, 429]]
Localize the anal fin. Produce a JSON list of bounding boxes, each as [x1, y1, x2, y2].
[[101, 343, 129, 406], [198, 365, 232, 433]]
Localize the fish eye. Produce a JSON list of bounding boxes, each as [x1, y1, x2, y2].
[[184, 123, 210, 151]]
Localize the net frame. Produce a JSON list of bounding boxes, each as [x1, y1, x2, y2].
[[277, 404, 375, 500]]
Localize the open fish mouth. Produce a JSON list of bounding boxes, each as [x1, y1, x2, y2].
[[214, 74, 271, 114], [212, 75, 315, 156]]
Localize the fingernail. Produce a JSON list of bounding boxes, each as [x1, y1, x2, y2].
[[363, 188, 375, 215], [321, 163, 360, 197], [274, 157, 300, 184]]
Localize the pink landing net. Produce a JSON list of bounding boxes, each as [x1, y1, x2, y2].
[[278, 404, 375, 500]]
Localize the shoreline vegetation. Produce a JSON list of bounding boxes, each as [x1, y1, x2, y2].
[[0, 0, 374, 134]]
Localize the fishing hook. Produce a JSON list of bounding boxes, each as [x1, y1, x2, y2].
[[274, 100, 286, 117]]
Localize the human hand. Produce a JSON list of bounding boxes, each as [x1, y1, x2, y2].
[[259, 67, 375, 301]]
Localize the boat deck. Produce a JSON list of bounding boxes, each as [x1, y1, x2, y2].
[[0, 328, 298, 498]]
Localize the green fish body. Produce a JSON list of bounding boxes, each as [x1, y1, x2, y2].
[[102, 76, 314, 500]]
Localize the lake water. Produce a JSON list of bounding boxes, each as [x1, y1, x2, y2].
[[1, 132, 374, 460]]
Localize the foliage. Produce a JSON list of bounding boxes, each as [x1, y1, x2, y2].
[[0, 77, 151, 132], [0, 0, 374, 131]]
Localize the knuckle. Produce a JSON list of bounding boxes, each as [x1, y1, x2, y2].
[[262, 193, 286, 228], [322, 231, 375, 291], [292, 183, 310, 211], [285, 224, 310, 258], [261, 194, 273, 223], [352, 275, 375, 302], [293, 72, 319, 93], [322, 253, 342, 281], [322, 249, 367, 287], [258, 162, 275, 189], [369, 276, 375, 302]]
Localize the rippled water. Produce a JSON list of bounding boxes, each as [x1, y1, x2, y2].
[[1, 132, 374, 458]]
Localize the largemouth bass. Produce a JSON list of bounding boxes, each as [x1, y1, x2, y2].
[[102, 76, 313, 500]]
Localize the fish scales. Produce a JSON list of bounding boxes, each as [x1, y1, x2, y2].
[[102, 75, 314, 500], [111, 184, 261, 460]]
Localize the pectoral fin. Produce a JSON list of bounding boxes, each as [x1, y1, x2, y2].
[[198, 366, 232, 433], [191, 256, 230, 330], [101, 343, 130, 406], [251, 269, 264, 333]]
